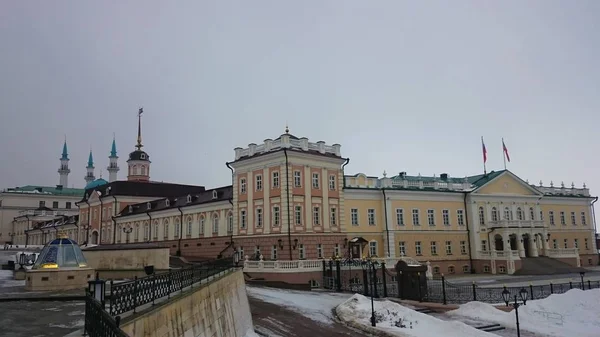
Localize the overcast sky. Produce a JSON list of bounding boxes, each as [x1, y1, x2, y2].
[[1, 2, 599, 202]]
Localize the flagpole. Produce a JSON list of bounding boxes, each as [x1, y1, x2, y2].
[[502, 137, 507, 170], [482, 136, 487, 175]]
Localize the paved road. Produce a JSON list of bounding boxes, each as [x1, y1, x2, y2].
[[0, 300, 84, 337]]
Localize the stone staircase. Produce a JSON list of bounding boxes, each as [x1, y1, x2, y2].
[[513, 256, 587, 275]]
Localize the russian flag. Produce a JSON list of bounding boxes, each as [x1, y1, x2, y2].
[[481, 137, 487, 163]]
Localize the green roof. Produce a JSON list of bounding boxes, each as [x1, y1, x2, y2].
[[2, 185, 85, 197], [388, 170, 507, 186], [466, 170, 506, 188]]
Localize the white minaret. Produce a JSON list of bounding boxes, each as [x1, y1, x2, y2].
[[85, 149, 95, 184], [107, 135, 119, 182], [58, 138, 70, 187]]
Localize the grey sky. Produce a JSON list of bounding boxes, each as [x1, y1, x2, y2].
[[1, 1, 599, 200]]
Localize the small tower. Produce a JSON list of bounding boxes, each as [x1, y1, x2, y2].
[[107, 135, 119, 182], [85, 149, 95, 184], [127, 108, 151, 182], [57, 138, 70, 187]]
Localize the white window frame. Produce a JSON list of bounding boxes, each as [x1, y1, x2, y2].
[[549, 211, 555, 225], [271, 245, 277, 260], [174, 218, 180, 237], [351, 208, 359, 226], [272, 171, 279, 188], [396, 208, 404, 226], [581, 211, 587, 225], [255, 175, 263, 191], [299, 244, 305, 259], [412, 209, 420, 226], [491, 207, 498, 222], [313, 206, 320, 225], [431, 241, 437, 255], [560, 211, 566, 225], [399, 241, 406, 256], [529, 207, 535, 221], [415, 241, 422, 255], [574, 238, 579, 249], [427, 209, 435, 226], [457, 209, 464, 226], [295, 206, 302, 225], [367, 209, 375, 226], [212, 215, 219, 233], [516, 207, 523, 220], [504, 207, 511, 220], [256, 208, 263, 228], [442, 209, 450, 226], [329, 175, 336, 190], [312, 173, 319, 189], [460, 241, 467, 255], [240, 178, 247, 194], [227, 213, 233, 233], [317, 244, 323, 258], [273, 206, 280, 227], [294, 171, 301, 187], [330, 207, 337, 226], [239, 210, 246, 229], [445, 241, 452, 255], [369, 241, 377, 257], [478, 207, 485, 225], [571, 212, 576, 225]]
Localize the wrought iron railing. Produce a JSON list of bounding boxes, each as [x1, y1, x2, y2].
[[109, 257, 234, 316], [84, 290, 128, 337]]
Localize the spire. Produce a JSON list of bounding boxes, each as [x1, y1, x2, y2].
[[110, 133, 117, 157], [87, 149, 94, 168], [61, 136, 69, 160], [136, 107, 143, 150], [285, 122, 289, 134]]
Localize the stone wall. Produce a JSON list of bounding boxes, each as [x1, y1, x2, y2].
[[120, 269, 253, 337], [83, 247, 169, 270]]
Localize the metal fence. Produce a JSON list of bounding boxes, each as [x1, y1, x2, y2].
[[84, 290, 128, 337], [109, 257, 234, 316]]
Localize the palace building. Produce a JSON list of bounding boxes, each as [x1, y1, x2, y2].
[[109, 126, 598, 277]]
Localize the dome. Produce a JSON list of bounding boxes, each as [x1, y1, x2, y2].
[[32, 234, 88, 269], [85, 178, 108, 190], [128, 150, 150, 161]]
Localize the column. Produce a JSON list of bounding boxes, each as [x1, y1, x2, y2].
[[322, 168, 330, 232], [263, 167, 270, 235], [517, 235, 525, 258], [385, 196, 395, 258], [503, 234, 510, 251], [247, 171, 254, 235], [530, 234, 539, 257], [304, 166, 312, 232]]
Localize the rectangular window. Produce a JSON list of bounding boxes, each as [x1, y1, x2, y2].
[[272, 171, 279, 188], [585, 238, 589, 249], [39, 201, 45, 207], [313, 206, 320, 225], [549, 211, 555, 225], [481, 240, 487, 251], [460, 241, 467, 255], [273, 206, 280, 227], [427, 209, 435, 226], [108, 207, 112, 216], [396, 209, 404, 226], [399, 241, 406, 256], [329, 175, 336, 190], [412, 209, 420, 226], [445, 241, 452, 255], [240, 210, 247, 229], [563, 239, 568, 249], [53, 201, 59, 209], [560, 211, 566, 225], [295, 206, 302, 225], [240, 178, 247, 194], [442, 210, 450, 226], [430, 241, 437, 255], [294, 171, 302, 187], [256, 209, 263, 228], [351, 209, 359, 226], [415, 241, 422, 255], [369, 242, 377, 256], [254, 245, 261, 257], [574, 239, 579, 249], [239, 247, 244, 259], [66, 202, 72, 209], [312, 173, 319, 189], [102, 207, 106, 219], [272, 245, 277, 260], [299, 244, 305, 259], [540, 210, 544, 221], [255, 175, 263, 191], [530, 208, 535, 221], [571, 212, 576, 225], [228, 215, 233, 233], [334, 243, 340, 257], [457, 210, 464, 226], [367, 209, 375, 225], [330, 208, 337, 226], [317, 244, 323, 258], [581, 212, 587, 225], [553, 239, 557, 249]]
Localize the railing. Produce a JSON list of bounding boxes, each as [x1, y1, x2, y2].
[[243, 257, 403, 273], [487, 220, 545, 227], [478, 250, 520, 259], [109, 257, 234, 316], [85, 290, 128, 337], [547, 248, 579, 258]]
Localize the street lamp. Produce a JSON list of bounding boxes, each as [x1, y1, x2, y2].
[[234, 249, 241, 267], [579, 271, 585, 288], [361, 256, 377, 327], [18, 252, 26, 270], [502, 287, 529, 337], [122, 225, 133, 244], [88, 272, 106, 306]]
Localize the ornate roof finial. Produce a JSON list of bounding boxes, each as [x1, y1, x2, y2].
[[110, 133, 117, 157], [383, 170, 387, 178], [87, 147, 94, 168], [561, 181, 565, 188], [539, 180, 543, 187], [550, 181, 554, 187], [583, 182, 587, 189], [61, 136, 69, 160], [136, 107, 143, 150], [285, 122, 289, 134], [99, 170, 103, 179], [525, 179, 529, 184], [571, 182, 575, 189]]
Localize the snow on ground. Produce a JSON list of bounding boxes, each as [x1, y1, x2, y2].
[[245, 286, 352, 325], [448, 288, 600, 337], [243, 328, 261, 337], [336, 294, 495, 337]]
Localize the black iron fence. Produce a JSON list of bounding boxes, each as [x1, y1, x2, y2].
[[321, 259, 600, 305], [109, 257, 234, 316], [84, 290, 128, 337]]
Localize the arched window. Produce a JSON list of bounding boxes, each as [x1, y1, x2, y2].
[[478, 207, 485, 225], [529, 207, 535, 221], [174, 218, 180, 237], [227, 212, 234, 233], [163, 219, 169, 238], [491, 207, 498, 222], [212, 214, 219, 233], [144, 222, 150, 240], [141, 165, 146, 175], [117, 226, 122, 242], [153, 220, 159, 239], [199, 215, 205, 236], [101, 228, 106, 242], [504, 207, 512, 220], [516, 207, 523, 220], [133, 165, 138, 175], [186, 216, 193, 236], [135, 223, 140, 242]]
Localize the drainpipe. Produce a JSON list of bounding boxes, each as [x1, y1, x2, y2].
[[341, 158, 350, 188], [226, 162, 235, 250], [111, 195, 118, 244], [98, 195, 104, 244], [382, 188, 390, 258], [177, 206, 183, 256], [592, 196, 599, 262], [146, 212, 153, 242], [228, 199, 234, 249], [463, 193, 475, 273], [84, 200, 91, 244], [283, 149, 292, 260]]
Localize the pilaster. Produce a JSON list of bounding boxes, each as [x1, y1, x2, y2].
[[263, 167, 270, 234], [304, 166, 312, 232], [322, 168, 330, 232]]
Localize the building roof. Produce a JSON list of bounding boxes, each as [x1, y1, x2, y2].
[[87, 150, 94, 168], [61, 140, 69, 160], [84, 178, 109, 190], [117, 185, 233, 218], [1, 185, 85, 197], [26, 214, 80, 232], [110, 137, 117, 157], [127, 150, 149, 161], [235, 146, 342, 163], [79, 180, 206, 202]]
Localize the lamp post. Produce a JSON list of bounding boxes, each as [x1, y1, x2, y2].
[[80, 224, 90, 245], [88, 272, 106, 306], [579, 271, 585, 288], [234, 249, 241, 267], [502, 287, 529, 337], [18, 252, 26, 270], [361, 256, 378, 327], [122, 225, 133, 244]]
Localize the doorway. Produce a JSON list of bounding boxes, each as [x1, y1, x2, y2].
[[522, 234, 530, 257]]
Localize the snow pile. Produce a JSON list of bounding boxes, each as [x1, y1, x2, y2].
[[449, 288, 600, 337], [336, 294, 494, 337], [243, 328, 261, 337]]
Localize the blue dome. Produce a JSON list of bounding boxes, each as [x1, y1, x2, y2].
[[85, 178, 108, 190]]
